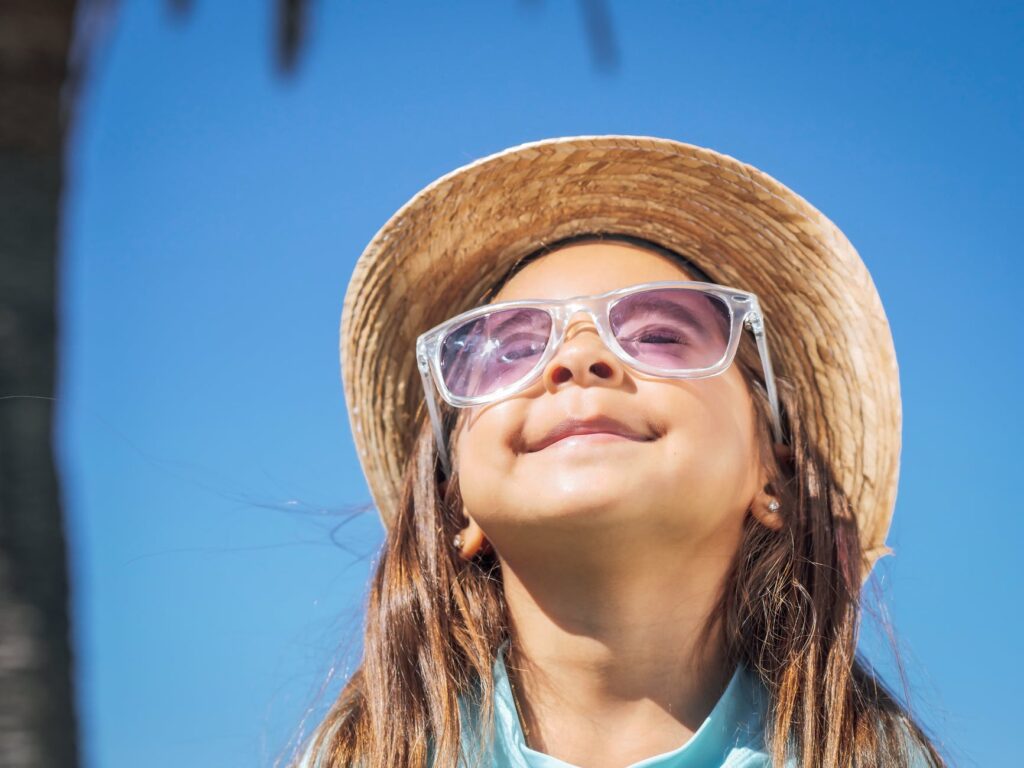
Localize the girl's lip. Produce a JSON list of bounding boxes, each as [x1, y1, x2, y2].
[[528, 415, 654, 452], [543, 431, 647, 449]]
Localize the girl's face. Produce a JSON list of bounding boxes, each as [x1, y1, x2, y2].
[[453, 241, 771, 559]]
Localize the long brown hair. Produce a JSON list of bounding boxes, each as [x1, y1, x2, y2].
[[294, 234, 946, 767]]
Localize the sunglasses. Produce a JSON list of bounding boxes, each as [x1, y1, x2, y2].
[[416, 280, 784, 477]]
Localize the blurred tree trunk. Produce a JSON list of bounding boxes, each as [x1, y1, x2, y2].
[[0, 1, 81, 767], [0, 1, 613, 765]]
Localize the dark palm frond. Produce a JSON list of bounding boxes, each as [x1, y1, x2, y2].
[[578, 0, 619, 74], [276, 0, 310, 75], [519, 0, 620, 74]]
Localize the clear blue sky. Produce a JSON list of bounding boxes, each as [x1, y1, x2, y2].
[[63, 2, 1021, 766]]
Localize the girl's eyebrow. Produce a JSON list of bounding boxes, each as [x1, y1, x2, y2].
[[488, 309, 546, 338], [622, 295, 729, 343], [624, 295, 704, 328]]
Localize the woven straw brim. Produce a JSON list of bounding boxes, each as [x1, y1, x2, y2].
[[339, 135, 901, 584]]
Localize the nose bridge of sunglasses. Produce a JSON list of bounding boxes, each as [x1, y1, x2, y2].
[[550, 308, 618, 366], [562, 305, 603, 336]]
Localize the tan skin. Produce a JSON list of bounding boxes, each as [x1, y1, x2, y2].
[[450, 242, 783, 767]]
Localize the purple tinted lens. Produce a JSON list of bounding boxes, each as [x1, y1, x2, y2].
[[609, 288, 731, 370], [439, 307, 552, 398]]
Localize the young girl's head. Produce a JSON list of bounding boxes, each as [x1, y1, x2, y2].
[[451, 235, 786, 582], [302, 137, 941, 767]]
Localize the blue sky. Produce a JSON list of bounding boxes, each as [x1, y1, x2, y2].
[[62, 2, 1021, 766]]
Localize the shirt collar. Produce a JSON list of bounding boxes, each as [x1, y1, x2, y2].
[[479, 641, 770, 768]]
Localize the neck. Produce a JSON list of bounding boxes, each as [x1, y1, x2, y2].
[[497, 541, 737, 768]]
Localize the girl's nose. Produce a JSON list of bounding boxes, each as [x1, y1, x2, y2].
[[542, 312, 626, 390]]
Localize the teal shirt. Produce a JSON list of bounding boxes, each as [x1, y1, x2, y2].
[[457, 644, 776, 768], [297, 645, 934, 767]]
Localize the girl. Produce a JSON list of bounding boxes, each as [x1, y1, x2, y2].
[[295, 136, 944, 767]]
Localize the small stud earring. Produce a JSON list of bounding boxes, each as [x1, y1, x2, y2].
[[767, 498, 780, 513], [453, 532, 464, 550]]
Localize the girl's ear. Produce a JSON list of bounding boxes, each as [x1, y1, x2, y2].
[[455, 514, 490, 560], [750, 442, 792, 531], [436, 462, 489, 560], [750, 490, 784, 531]]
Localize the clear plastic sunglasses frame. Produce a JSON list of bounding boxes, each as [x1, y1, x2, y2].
[[415, 280, 784, 477]]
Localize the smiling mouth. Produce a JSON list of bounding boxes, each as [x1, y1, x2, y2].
[[522, 415, 661, 454], [543, 432, 653, 449]]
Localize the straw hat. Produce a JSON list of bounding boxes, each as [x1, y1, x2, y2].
[[339, 135, 900, 582]]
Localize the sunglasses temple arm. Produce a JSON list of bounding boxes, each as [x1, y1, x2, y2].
[[748, 312, 785, 445], [418, 361, 453, 479]]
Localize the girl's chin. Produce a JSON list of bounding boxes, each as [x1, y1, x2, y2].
[[499, 492, 657, 527], [513, 459, 660, 494]]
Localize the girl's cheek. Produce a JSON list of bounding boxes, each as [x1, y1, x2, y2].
[[455, 419, 497, 481], [454, 413, 519, 514]]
